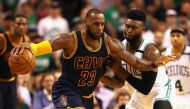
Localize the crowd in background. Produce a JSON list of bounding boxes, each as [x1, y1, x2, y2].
[[1, 0, 190, 109]]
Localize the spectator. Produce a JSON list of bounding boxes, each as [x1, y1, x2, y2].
[[37, 1, 69, 40], [154, 30, 165, 54], [107, 87, 131, 109], [32, 73, 55, 109], [162, 9, 177, 48], [17, 74, 32, 109], [2, 14, 14, 32]]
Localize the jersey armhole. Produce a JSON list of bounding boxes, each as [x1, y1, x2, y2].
[[142, 43, 159, 57], [0, 34, 7, 55], [62, 31, 78, 59], [104, 33, 110, 55]]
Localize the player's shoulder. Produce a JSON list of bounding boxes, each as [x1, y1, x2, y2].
[[184, 46, 190, 55], [0, 32, 6, 43], [143, 43, 160, 60], [0, 33, 7, 55], [58, 31, 76, 39], [0, 32, 5, 38], [144, 43, 159, 54]]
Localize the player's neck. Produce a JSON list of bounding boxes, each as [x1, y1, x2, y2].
[[172, 45, 185, 57], [128, 36, 143, 52], [10, 31, 24, 45], [82, 30, 101, 50]]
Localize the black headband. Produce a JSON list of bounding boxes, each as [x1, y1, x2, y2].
[[171, 29, 186, 35]]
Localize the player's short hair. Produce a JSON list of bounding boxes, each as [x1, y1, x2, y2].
[[86, 8, 103, 18], [13, 14, 27, 21], [5, 15, 14, 21], [126, 8, 146, 24], [171, 27, 186, 35]]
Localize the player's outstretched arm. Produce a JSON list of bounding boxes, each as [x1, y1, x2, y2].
[[11, 32, 75, 56], [126, 44, 160, 95], [106, 36, 173, 71]]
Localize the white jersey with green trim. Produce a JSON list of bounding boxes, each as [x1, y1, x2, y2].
[[122, 39, 168, 86], [164, 46, 190, 95], [122, 39, 174, 109]]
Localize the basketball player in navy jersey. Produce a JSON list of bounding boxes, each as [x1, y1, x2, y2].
[[12, 9, 174, 109], [0, 15, 28, 109]]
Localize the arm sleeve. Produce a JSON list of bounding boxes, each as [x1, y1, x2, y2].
[[126, 71, 157, 95]]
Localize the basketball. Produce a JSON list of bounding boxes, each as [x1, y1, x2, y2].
[[8, 49, 35, 75]]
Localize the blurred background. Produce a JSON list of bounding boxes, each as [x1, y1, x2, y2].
[[1, 0, 190, 109]]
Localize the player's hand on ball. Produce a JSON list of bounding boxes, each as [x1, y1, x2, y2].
[[10, 42, 33, 55], [9, 42, 35, 75]]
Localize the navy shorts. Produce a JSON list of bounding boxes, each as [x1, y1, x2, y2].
[[0, 81, 17, 109], [52, 81, 93, 109]]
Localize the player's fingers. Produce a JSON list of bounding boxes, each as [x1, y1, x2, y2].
[[169, 55, 176, 61], [163, 56, 176, 63], [19, 47, 25, 53], [15, 47, 20, 54], [10, 48, 16, 54], [25, 47, 34, 55], [155, 61, 164, 66]]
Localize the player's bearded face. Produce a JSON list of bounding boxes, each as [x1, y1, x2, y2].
[[123, 27, 141, 42], [87, 26, 103, 40], [14, 17, 28, 36], [123, 19, 144, 42]]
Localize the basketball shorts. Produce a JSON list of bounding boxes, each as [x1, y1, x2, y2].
[[125, 79, 175, 109], [52, 81, 93, 109], [0, 81, 17, 109]]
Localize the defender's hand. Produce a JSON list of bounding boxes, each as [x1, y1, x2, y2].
[[155, 55, 176, 66]]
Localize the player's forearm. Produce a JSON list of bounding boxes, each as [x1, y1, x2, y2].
[[112, 65, 130, 80], [30, 40, 52, 56], [126, 71, 157, 95], [119, 50, 155, 71], [100, 75, 125, 88]]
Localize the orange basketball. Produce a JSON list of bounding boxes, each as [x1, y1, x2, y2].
[[8, 49, 35, 75]]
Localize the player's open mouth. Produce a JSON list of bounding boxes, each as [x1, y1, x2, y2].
[[96, 33, 102, 35]]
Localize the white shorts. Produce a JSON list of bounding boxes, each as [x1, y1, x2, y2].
[[172, 92, 190, 109], [125, 79, 175, 109]]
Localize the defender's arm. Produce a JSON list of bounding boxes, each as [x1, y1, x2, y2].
[[107, 36, 155, 71], [126, 44, 160, 95]]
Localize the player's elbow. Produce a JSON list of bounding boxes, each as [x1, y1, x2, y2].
[[115, 80, 125, 88], [139, 87, 152, 95], [141, 90, 151, 95]]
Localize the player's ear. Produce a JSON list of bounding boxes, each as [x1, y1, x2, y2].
[[142, 25, 145, 31], [83, 18, 87, 24]]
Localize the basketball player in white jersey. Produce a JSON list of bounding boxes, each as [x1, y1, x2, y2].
[[120, 8, 175, 109], [164, 27, 190, 109]]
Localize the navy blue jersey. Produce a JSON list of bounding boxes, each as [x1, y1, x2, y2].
[[0, 32, 27, 79], [58, 30, 109, 96]]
